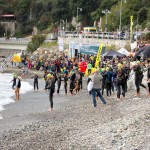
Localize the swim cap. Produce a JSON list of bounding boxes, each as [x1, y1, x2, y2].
[[13, 73, 16, 77], [137, 61, 140, 65], [47, 74, 52, 78], [106, 67, 109, 71], [101, 68, 106, 72], [117, 63, 122, 68]]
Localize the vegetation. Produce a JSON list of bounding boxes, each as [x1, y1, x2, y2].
[[0, 24, 5, 37], [41, 41, 58, 48], [27, 34, 46, 53], [0, 0, 150, 37]]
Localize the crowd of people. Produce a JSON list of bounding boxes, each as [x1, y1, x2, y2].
[[12, 51, 150, 111]]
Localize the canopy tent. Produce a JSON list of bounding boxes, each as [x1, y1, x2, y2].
[[11, 54, 21, 62], [102, 50, 126, 58], [118, 47, 130, 56]]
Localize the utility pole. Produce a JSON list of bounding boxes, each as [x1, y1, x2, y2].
[[30, 0, 35, 21], [30, 7, 32, 21], [119, 0, 127, 40], [77, 7, 82, 31], [102, 9, 111, 32], [136, 16, 139, 41], [66, 19, 67, 31]]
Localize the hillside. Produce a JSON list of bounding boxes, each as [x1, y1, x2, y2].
[[0, 0, 150, 37]]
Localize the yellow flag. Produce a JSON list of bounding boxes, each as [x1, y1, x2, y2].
[[130, 16, 133, 42], [95, 44, 103, 68]]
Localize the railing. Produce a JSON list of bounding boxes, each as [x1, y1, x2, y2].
[[0, 38, 31, 44], [0, 55, 13, 72], [0, 55, 25, 72], [58, 31, 129, 40], [58, 31, 150, 41]]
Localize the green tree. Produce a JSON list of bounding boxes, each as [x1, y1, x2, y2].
[[27, 34, 46, 53], [137, 7, 148, 24], [0, 24, 5, 37]]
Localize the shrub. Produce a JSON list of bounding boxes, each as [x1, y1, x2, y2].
[[27, 34, 46, 53]]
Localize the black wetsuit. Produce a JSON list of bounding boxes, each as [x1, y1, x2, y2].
[[104, 71, 113, 96], [116, 69, 126, 98], [16, 78, 21, 89], [64, 75, 68, 94], [57, 74, 62, 94], [101, 72, 106, 95], [11, 77, 16, 89], [70, 73, 76, 94], [43, 73, 47, 89], [134, 65, 146, 93], [46, 78, 55, 109], [78, 72, 84, 90], [123, 66, 130, 92], [147, 66, 150, 93], [33, 75, 39, 90]]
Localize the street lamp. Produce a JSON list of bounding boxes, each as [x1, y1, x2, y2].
[[60, 19, 65, 30], [77, 7, 82, 31], [119, 0, 127, 40], [77, 7, 82, 62], [102, 9, 111, 32]]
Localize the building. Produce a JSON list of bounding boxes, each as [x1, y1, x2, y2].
[[0, 14, 16, 37]]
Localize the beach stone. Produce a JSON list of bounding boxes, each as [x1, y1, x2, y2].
[[0, 79, 149, 149]]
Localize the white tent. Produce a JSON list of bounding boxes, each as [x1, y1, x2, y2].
[[118, 47, 130, 56]]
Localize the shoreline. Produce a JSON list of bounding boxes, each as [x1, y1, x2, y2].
[[0, 76, 149, 149], [0, 73, 34, 117]]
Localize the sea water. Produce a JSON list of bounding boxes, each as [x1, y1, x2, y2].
[[0, 73, 33, 119]]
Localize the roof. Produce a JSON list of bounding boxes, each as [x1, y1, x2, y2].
[[103, 50, 126, 57], [118, 48, 130, 56]]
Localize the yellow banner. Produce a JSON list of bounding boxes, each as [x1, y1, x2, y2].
[[95, 44, 103, 68], [130, 16, 133, 42]]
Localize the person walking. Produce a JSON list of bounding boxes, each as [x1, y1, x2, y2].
[[89, 69, 106, 107], [46, 74, 55, 112], [101, 68, 106, 95], [116, 64, 126, 100], [69, 71, 76, 95], [147, 62, 150, 96], [14, 75, 21, 101], [32, 72, 39, 91], [78, 69, 84, 90], [133, 61, 147, 97], [64, 72, 68, 95], [10, 73, 16, 90], [43, 70, 48, 90], [56, 72, 62, 94], [104, 67, 113, 97]]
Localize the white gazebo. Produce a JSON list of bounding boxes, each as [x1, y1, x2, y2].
[[118, 47, 130, 56]]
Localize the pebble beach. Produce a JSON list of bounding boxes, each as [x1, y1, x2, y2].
[[0, 78, 149, 150]]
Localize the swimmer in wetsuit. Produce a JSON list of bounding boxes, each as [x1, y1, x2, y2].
[[14, 75, 21, 101], [10, 73, 16, 90], [32, 72, 39, 91]]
